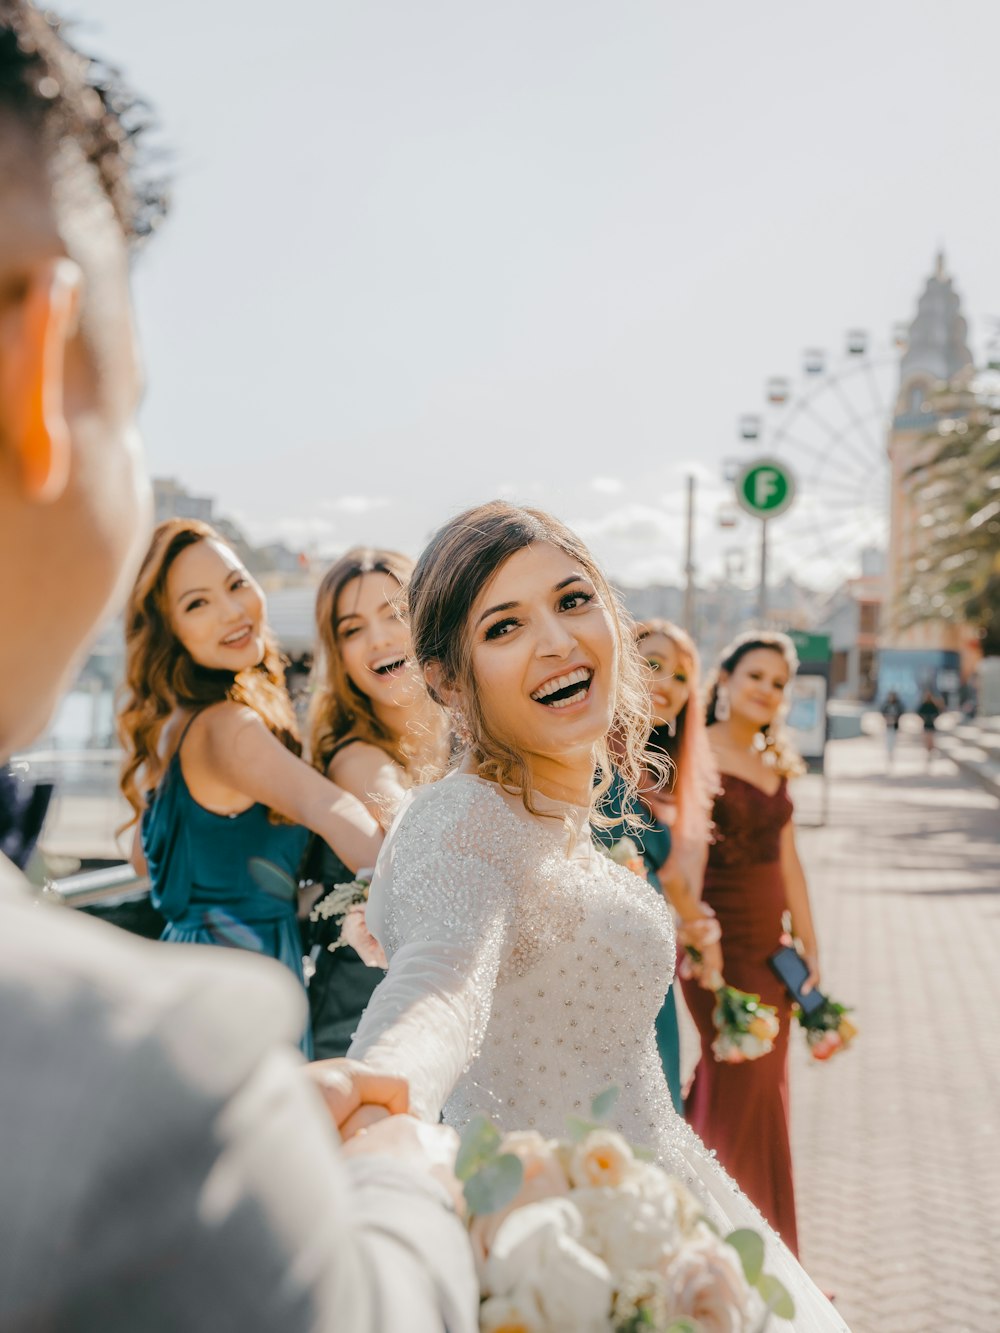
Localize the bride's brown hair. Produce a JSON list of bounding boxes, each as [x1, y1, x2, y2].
[[118, 518, 300, 827], [407, 500, 663, 823]]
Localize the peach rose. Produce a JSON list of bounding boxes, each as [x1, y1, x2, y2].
[[662, 1233, 751, 1333], [479, 1291, 545, 1333], [569, 1129, 636, 1189]]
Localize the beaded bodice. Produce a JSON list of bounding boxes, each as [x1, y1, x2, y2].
[[352, 773, 676, 1140], [348, 771, 851, 1332]]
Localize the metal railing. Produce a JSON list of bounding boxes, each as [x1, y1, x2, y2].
[[47, 862, 150, 909]]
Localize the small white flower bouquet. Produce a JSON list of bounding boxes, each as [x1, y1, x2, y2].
[[309, 873, 371, 950], [458, 1089, 794, 1333]]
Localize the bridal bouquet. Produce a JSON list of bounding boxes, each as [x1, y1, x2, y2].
[[459, 1088, 794, 1332], [601, 840, 779, 1066]]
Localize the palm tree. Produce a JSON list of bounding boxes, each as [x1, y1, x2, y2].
[[903, 374, 1000, 655]]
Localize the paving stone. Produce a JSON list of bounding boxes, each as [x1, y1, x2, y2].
[[788, 732, 1000, 1332]]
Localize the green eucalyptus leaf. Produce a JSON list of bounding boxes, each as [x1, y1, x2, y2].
[[664, 1321, 699, 1333], [455, 1115, 501, 1182], [591, 1085, 621, 1120], [726, 1229, 765, 1283], [463, 1153, 524, 1216], [755, 1273, 796, 1321], [247, 857, 298, 902], [565, 1115, 600, 1142]]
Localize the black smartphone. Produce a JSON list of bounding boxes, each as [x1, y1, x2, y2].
[[767, 945, 825, 1017]]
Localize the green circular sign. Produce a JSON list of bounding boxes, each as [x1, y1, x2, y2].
[[735, 457, 796, 519]]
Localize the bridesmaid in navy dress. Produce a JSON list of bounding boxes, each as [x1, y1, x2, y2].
[[681, 631, 822, 1257], [118, 519, 382, 1054], [304, 548, 449, 1058]]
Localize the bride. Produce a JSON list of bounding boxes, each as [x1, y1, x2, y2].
[[348, 501, 848, 1331]]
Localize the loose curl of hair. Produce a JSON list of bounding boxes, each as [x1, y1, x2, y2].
[[308, 547, 446, 780], [704, 629, 805, 779], [407, 501, 664, 826], [118, 518, 300, 828], [635, 619, 716, 849]]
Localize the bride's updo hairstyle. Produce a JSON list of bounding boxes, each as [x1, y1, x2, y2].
[[705, 629, 805, 779], [407, 500, 663, 821]]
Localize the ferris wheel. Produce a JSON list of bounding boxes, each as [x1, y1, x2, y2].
[[719, 325, 908, 591]]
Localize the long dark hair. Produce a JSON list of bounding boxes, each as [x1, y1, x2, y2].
[[705, 629, 804, 778]]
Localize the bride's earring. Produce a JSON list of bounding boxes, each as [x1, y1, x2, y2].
[[715, 686, 731, 722], [665, 716, 677, 737], [450, 707, 473, 748]]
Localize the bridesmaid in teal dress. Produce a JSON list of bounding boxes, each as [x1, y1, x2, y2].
[[118, 520, 383, 1056], [304, 548, 449, 1058], [596, 619, 720, 1111]]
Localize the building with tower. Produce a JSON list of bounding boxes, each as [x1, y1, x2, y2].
[[878, 253, 979, 705]]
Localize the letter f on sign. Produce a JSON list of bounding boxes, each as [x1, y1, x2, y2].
[[754, 470, 779, 508]]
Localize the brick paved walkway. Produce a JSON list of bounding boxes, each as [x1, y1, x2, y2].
[[788, 729, 1000, 1332]]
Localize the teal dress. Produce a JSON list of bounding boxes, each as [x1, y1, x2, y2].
[[594, 770, 683, 1112], [141, 717, 312, 1055]]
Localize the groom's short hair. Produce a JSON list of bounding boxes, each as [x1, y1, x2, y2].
[[0, 0, 168, 246]]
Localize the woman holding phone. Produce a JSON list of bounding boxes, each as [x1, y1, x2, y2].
[[681, 630, 821, 1257]]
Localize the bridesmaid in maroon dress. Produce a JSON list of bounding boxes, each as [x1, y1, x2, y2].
[[680, 631, 822, 1259]]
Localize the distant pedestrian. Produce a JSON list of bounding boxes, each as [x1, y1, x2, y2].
[[916, 689, 944, 765], [880, 691, 904, 770]]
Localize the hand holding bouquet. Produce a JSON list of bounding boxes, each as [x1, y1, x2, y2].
[[459, 1088, 795, 1331], [309, 872, 387, 969], [796, 997, 858, 1062]]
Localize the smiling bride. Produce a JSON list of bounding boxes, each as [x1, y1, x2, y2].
[[347, 501, 849, 1330]]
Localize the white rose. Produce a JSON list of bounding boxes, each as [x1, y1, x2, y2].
[[569, 1129, 637, 1189], [572, 1182, 681, 1273], [662, 1233, 751, 1333], [479, 1290, 546, 1333], [485, 1199, 613, 1333]]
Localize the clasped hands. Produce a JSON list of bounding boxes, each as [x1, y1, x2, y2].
[[306, 1058, 463, 1209]]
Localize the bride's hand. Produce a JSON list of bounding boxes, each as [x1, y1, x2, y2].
[[342, 903, 388, 968], [306, 1058, 408, 1133]]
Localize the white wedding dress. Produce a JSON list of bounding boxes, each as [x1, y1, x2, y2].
[[349, 772, 849, 1331]]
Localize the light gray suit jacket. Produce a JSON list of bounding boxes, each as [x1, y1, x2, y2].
[[0, 857, 478, 1333]]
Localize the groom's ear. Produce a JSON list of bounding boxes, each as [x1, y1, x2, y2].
[[0, 257, 83, 504]]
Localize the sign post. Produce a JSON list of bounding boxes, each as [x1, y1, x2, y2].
[[785, 630, 832, 826], [734, 458, 797, 623]]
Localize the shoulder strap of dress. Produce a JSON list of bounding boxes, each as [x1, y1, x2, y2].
[[327, 735, 363, 762], [174, 709, 204, 760]]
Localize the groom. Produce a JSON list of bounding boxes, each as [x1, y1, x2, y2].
[[0, 5, 476, 1330]]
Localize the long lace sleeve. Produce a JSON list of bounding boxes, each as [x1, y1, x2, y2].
[[348, 778, 520, 1122]]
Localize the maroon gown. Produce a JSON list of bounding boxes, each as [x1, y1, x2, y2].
[[680, 772, 799, 1256]]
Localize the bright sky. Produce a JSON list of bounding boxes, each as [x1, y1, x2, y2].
[[75, 0, 1000, 590]]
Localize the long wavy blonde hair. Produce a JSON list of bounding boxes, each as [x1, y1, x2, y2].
[[635, 619, 716, 848], [407, 501, 664, 823], [118, 519, 300, 827], [307, 547, 446, 778], [705, 629, 805, 779]]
